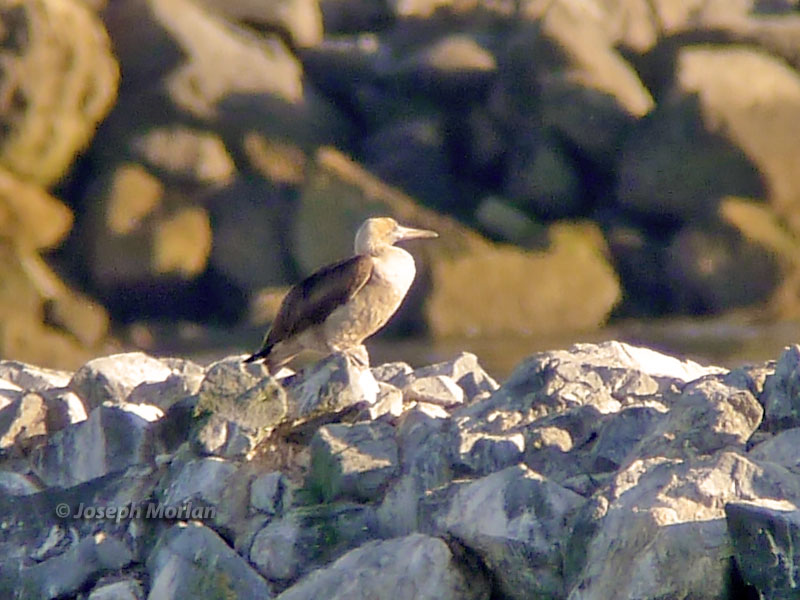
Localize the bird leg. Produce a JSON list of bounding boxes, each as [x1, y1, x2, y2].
[[344, 345, 370, 368]]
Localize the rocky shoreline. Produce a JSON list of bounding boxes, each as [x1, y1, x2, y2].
[[0, 341, 797, 598]]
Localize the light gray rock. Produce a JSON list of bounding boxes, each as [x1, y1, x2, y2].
[[0, 385, 21, 412], [31, 405, 155, 488], [308, 421, 398, 502], [748, 427, 800, 471], [39, 388, 87, 433], [586, 405, 664, 474], [0, 361, 71, 391], [566, 451, 800, 600], [250, 503, 378, 587], [630, 375, 763, 462], [432, 464, 585, 600], [147, 522, 273, 599], [128, 372, 202, 412], [368, 382, 404, 419], [8, 532, 133, 600], [69, 352, 174, 410], [371, 361, 413, 386], [0, 471, 41, 496], [726, 501, 800, 599], [378, 408, 459, 537], [284, 352, 378, 420], [162, 457, 238, 509], [403, 375, 464, 407], [457, 430, 525, 477], [88, 578, 145, 600], [761, 344, 800, 432], [400, 352, 499, 401], [251, 471, 293, 515], [456, 341, 722, 435], [0, 393, 47, 449], [275, 533, 490, 600]]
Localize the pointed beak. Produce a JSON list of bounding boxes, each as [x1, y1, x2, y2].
[[395, 224, 438, 242]]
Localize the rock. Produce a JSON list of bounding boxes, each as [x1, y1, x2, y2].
[[429, 222, 621, 337], [194, 413, 258, 458], [504, 132, 584, 219], [431, 465, 584, 600], [390, 33, 497, 99], [457, 341, 699, 433], [103, 0, 344, 144], [283, 353, 378, 421], [586, 406, 665, 474], [378, 408, 459, 536], [147, 522, 273, 599], [630, 375, 763, 461], [457, 430, 525, 477], [664, 220, 781, 313], [162, 457, 238, 511], [748, 427, 800, 470], [249, 503, 378, 587], [207, 180, 293, 294], [0, 167, 73, 252], [274, 533, 490, 600], [39, 389, 88, 433], [196, 0, 324, 47], [500, 10, 653, 161], [88, 578, 145, 600], [131, 125, 235, 186], [400, 352, 499, 402], [6, 532, 133, 600], [0, 393, 48, 450], [308, 421, 398, 502], [761, 344, 800, 432], [30, 405, 155, 488], [0, 0, 118, 186], [0, 244, 109, 371], [674, 45, 800, 236], [371, 361, 413, 385], [368, 382, 404, 419], [718, 196, 800, 319], [70, 352, 175, 410], [83, 164, 213, 291], [0, 471, 42, 496], [566, 451, 800, 600], [474, 196, 544, 247], [195, 356, 288, 445], [251, 471, 293, 515], [361, 115, 458, 210], [726, 501, 800, 599], [127, 372, 201, 413], [403, 375, 464, 407], [317, 0, 391, 32]]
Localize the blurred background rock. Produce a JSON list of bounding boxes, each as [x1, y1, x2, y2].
[[3, 0, 800, 374]]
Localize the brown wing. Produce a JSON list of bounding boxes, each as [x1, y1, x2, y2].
[[246, 255, 373, 361]]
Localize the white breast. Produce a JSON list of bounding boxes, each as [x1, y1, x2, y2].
[[371, 246, 417, 295]]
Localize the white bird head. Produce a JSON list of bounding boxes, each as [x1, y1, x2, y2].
[[354, 217, 438, 255]]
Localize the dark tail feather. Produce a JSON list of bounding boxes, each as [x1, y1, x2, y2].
[[243, 345, 271, 364]]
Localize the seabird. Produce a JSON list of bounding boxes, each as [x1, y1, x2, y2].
[[244, 217, 438, 372]]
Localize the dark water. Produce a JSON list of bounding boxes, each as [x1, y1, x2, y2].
[[168, 316, 800, 382]]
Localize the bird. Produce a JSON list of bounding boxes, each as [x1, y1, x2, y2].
[[244, 217, 438, 372]]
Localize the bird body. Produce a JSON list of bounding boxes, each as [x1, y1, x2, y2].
[[245, 217, 437, 372]]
